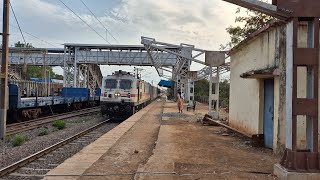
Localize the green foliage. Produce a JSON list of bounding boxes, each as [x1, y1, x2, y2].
[[53, 120, 66, 130], [221, 4, 275, 50], [194, 79, 230, 107], [11, 134, 28, 147], [194, 79, 209, 96], [14, 41, 33, 48], [26, 66, 63, 80], [14, 41, 63, 80], [38, 128, 49, 136], [219, 80, 230, 107]]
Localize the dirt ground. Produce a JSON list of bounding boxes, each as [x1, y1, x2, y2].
[[71, 99, 279, 180]]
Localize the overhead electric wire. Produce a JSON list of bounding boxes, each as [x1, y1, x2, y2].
[[57, 0, 110, 44], [9, 2, 27, 45], [80, 0, 120, 44], [8, 23, 59, 47]]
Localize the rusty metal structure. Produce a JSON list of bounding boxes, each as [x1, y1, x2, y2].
[[223, 0, 320, 173]]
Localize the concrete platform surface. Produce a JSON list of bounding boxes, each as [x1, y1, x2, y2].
[[44, 99, 163, 180], [44, 99, 279, 180]]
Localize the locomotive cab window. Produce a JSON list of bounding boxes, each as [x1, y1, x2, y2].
[[105, 79, 117, 89], [120, 79, 132, 89]]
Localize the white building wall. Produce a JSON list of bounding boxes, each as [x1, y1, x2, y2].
[[230, 24, 320, 152], [229, 28, 278, 135]]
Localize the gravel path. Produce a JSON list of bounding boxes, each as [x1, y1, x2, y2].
[[0, 113, 116, 170]]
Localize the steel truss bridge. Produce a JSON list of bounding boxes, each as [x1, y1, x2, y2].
[[4, 39, 230, 107]]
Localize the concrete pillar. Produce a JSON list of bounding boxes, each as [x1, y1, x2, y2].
[[73, 48, 78, 88]]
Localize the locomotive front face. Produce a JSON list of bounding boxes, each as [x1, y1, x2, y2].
[[100, 74, 137, 117], [100, 77, 134, 103]]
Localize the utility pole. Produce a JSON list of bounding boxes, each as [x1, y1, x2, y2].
[[0, 0, 10, 139]]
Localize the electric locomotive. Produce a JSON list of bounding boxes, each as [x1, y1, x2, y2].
[[100, 70, 159, 118]]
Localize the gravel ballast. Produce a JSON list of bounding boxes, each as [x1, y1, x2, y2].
[[0, 113, 118, 171]]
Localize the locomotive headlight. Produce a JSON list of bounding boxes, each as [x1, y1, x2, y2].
[[114, 93, 121, 97]]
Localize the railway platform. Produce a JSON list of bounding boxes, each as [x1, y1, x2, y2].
[[44, 97, 278, 180]]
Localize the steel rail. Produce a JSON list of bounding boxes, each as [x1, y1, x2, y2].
[[7, 106, 101, 135], [0, 119, 110, 177]]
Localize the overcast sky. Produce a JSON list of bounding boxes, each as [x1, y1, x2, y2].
[[2, 0, 246, 84]]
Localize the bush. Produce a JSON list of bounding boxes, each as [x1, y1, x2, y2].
[[11, 134, 28, 147], [38, 128, 49, 136], [53, 120, 66, 130]]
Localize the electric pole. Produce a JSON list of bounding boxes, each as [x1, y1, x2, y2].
[[0, 0, 10, 139]]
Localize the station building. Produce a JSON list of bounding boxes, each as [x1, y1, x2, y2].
[[228, 21, 319, 154]]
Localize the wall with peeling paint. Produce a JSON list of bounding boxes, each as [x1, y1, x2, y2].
[[230, 23, 320, 154], [229, 26, 280, 136]]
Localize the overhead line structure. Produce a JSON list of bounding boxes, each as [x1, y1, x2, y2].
[[57, 0, 110, 44], [80, 0, 119, 44], [0, 0, 10, 139]]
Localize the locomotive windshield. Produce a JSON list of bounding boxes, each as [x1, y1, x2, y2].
[[105, 79, 117, 88], [120, 79, 132, 89]]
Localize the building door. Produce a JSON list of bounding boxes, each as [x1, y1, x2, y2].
[[264, 79, 274, 149]]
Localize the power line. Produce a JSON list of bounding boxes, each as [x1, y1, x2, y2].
[[8, 23, 59, 47], [57, 0, 110, 44], [9, 2, 27, 45], [80, 0, 119, 44]]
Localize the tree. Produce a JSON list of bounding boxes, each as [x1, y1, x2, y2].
[[27, 66, 63, 80], [221, 4, 275, 50], [14, 41, 63, 80], [219, 80, 230, 107], [14, 41, 33, 48], [194, 79, 230, 107], [194, 79, 209, 96]]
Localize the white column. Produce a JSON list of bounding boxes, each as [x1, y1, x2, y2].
[[63, 46, 67, 87], [73, 48, 78, 88], [209, 66, 213, 112], [285, 20, 293, 149]]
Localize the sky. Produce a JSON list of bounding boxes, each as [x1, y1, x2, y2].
[[1, 0, 248, 84]]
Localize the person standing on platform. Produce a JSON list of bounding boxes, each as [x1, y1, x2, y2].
[[23, 88, 27, 97]]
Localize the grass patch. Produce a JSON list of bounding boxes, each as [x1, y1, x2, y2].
[[38, 128, 49, 136], [11, 134, 28, 147], [52, 120, 66, 130]]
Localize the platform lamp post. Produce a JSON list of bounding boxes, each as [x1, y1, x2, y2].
[[0, 0, 10, 140]]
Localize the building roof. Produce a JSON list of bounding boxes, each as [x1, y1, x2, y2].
[[240, 67, 279, 79], [228, 20, 285, 56], [158, 80, 172, 88]]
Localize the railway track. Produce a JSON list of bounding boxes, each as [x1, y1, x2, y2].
[[0, 119, 114, 178], [6, 106, 101, 136]]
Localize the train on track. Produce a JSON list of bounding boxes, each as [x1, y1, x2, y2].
[[100, 70, 160, 118], [7, 82, 100, 123]]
